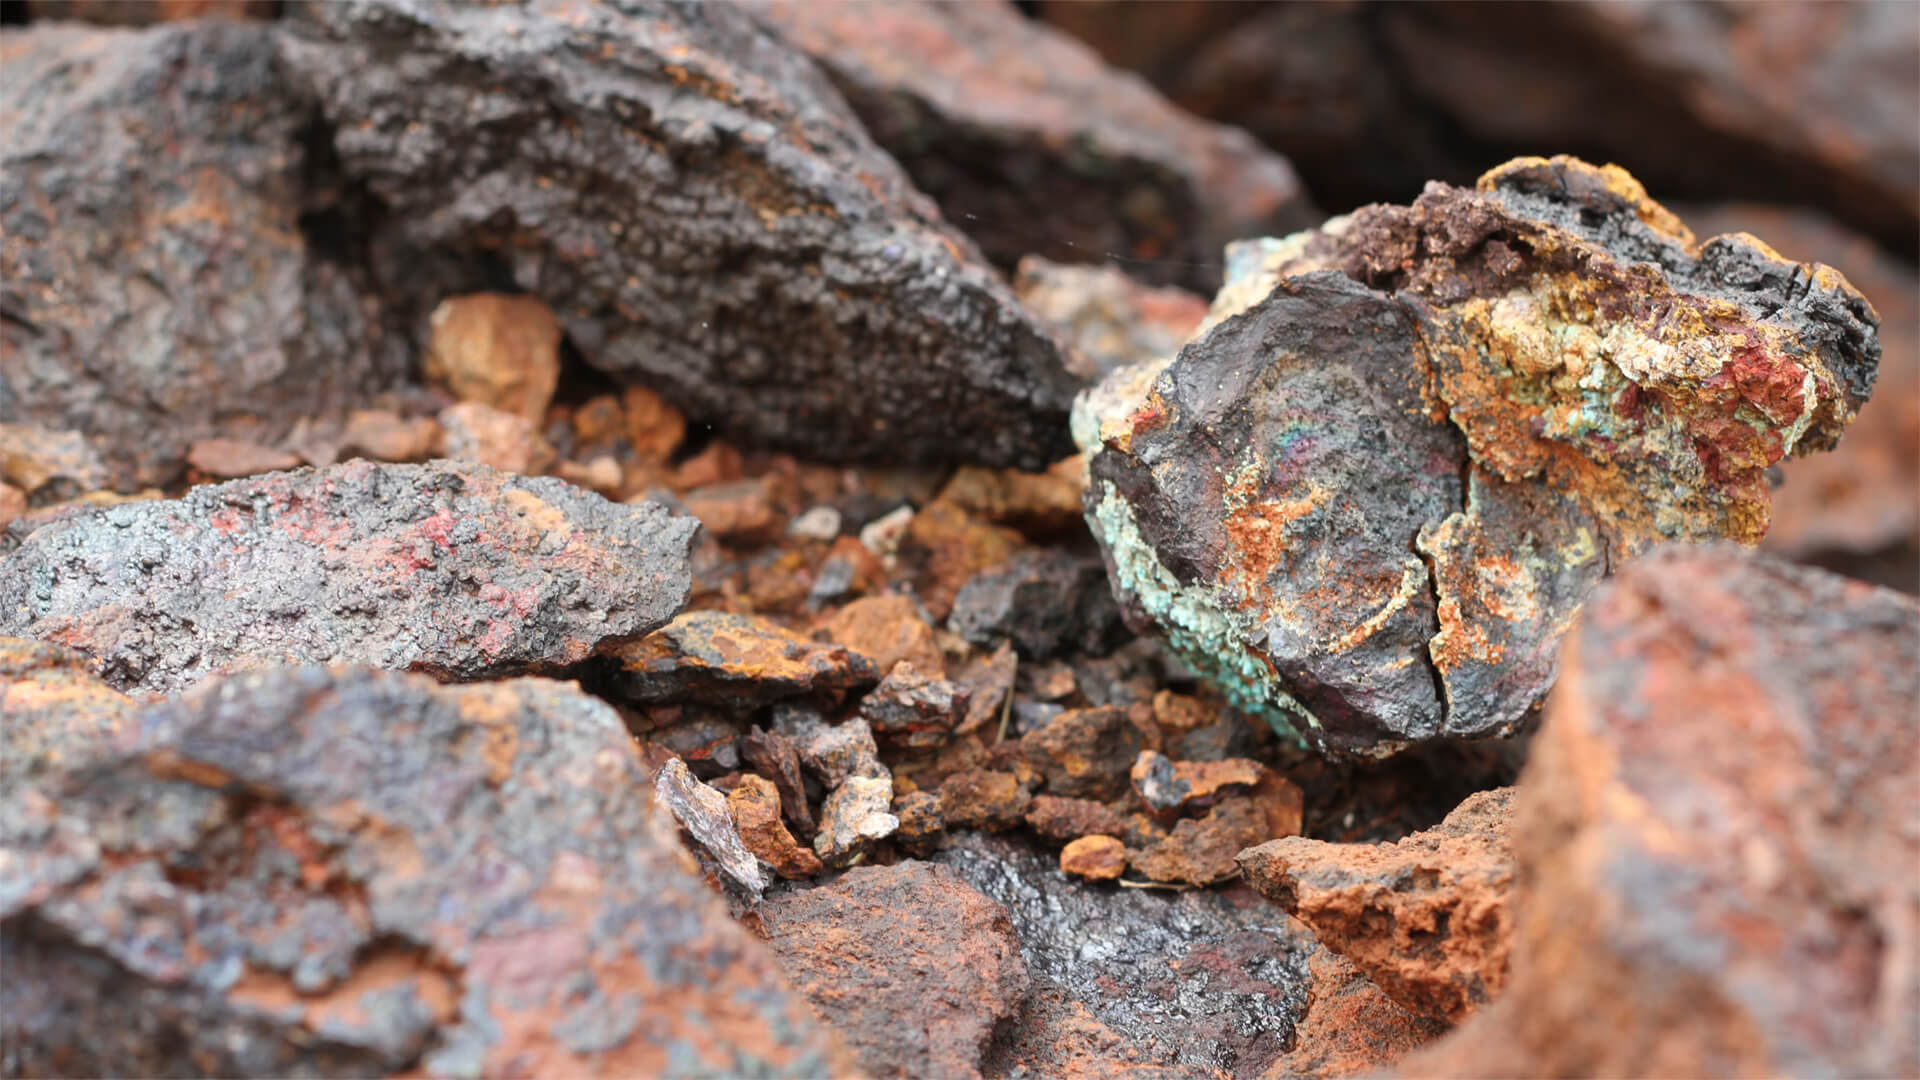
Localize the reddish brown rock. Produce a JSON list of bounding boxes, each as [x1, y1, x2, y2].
[[623, 385, 687, 465], [1401, 544, 1919, 1078], [338, 409, 440, 464], [1025, 794, 1128, 844], [184, 437, 303, 480], [1241, 787, 1515, 1023], [753, 0, 1312, 293], [936, 769, 1032, 833], [1129, 797, 1274, 886], [282, 0, 1082, 471], [1020, 705, 1157, 801], [891, 789, 946, 857], [1130, 750, 1266, 818], [757, 861, 1028, 1080], [936, 454, 1089, 540], [858, 661, 971, 751], [0, 425, 111, 505], [1014, 259, 1210, 380], [424, 293, 563, 424], [739, 725, 815, 837], [0, 666, 852, 1078], [953, 640, 1017, 735], [0, 459, 695, 695], [1265, 950, 1451, 1080], [0, 485, 24, 534], [1060, 835, 1127, 881], [599, 611, 879, 709], [3, 21, 401, 491], [0, 637, 136, 781], [21, 0, 271, 23], [728, 773, 823, 881], [820, 594, 947, 680], [436, 401, 558, 476], [682, 478, 784, 548], [901, 500, 1022, 621]]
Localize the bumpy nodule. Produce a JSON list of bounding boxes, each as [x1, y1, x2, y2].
[[1076, 156, 1882, 755]]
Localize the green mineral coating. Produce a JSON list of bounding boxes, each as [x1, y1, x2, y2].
[[1090, 480, 1321, 745]]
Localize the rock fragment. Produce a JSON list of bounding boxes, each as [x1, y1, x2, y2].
[[1269, 950, 1451, 1080], [936, 769, 1033, 832], [1079, 156, 1883, 753], [814, 774, 899, 868], [890, 790, 947, 857], [435, 401, 558, 475], [739, 725, 815, 837], [949, 548, 1126, 660], [858, 661, 972, 750], [0, 425, 111, 504], [1241, 787, 1515, 1023], [727, 773, 822, 881], [2, 21, 401, 490], [280, 0, 1082, 470], [424, 293, 563, 424], [184, 438, 304, 480], [599, 611, 879, 709], [758, 862, 1029, 1080], [822, 594, 947, 679], [935, 454, 1089, 539], [1014, 258, 1211, 379], [654, 757, 768, 896], [0, 666, 851, 1078], [0, 637, 136, 781], [1130, 751, 1266, 818], [753, 0, 1315, 292], [1025, 795, 1128, 844], [1128, 798, 1272, 886], [1020, 705, 1156, 800], [776, 710, 885, 791], [1401, 544, 1919, 1078], [0, 459, 696, 695], [1060, 835, 1127, 881]]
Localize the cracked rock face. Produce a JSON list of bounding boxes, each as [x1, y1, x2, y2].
[[0, 459, 696, 696], [0, 666, 851, 1078], [1076, 156, 1881, 754], [278, 0, 1083, 471]]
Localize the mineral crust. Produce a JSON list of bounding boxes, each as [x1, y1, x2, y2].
[[1076, 156, 1881, 753]]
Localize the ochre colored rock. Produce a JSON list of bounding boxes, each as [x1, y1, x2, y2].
[[424, 293, 563, 424], [1264, 950, 1451, 1080], [1060, 835, 1127, 881], [1020, 705, 1158, 800], [727, 772, 822, 880], [0, 637, 136, 781], [821, 594, 947, 680], [936, 768, 1032, 832], [1025, 794, 1128, 844], [1078, 155, 1881, 754], [599, 611, 879, 709], [436, 401, 558, 476], [1241, 787, 1515, 1023]]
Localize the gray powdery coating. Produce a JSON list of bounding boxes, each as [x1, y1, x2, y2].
[[0, 459, 697, 695], [276, 0, 1084, 470]]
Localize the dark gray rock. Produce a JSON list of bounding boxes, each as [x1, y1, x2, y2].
[[0, 459, 696, 695], [950, 548, 1128, 661]]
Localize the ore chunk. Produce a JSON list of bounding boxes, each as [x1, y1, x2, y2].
[[759, 862, 1028, 1080], [1241, 787, 1515, 1023], [1020, 705, 1157, 801], [728, 774, 822, 880], [1403, 545, 1919, 1078], [0, 459, 696, 695], [949, 549, 1126, 660], [599, 611, 880, 709], [1079, 156, 1883, 753], [655, 757, 768, 897], [857, 661, 971, 750], [278, 0, 1083, 470], [0, 666, 851, 1078], [1, 21, 402, 490], [739, 725, 815, 837], [0, 637, 136, 781], [814, 774, 899, 867], [752, 0, 1315, 293]]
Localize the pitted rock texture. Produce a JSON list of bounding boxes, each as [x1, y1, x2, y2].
[[937, 831, 1314, 1077], [0, 666, 852, 1078], [1078, 156, 1881, 754], [758, 861, 1028, 1080], [279, 0, 1083, 471], [1, 21, 401, 491], [1400, 544, 1920, 1079], [752, 0, 1314, 293], [1240, 787, 1515, 1023], [0, 459, 696, 695]]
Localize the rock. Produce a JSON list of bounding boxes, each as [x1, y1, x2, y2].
[[949, 548, 1127, 661], [1060, 835, 1127, 881], [954, 640, 1017, 735], [758, 861, 1028, 1079], [814, 774, 899, 867], [739, 725, 815, 837], [936, 831, 1314, 1076], [1020, 705, 1156, 801], [1266, 950, 1451, 1080], [623, 386, 687, 465], [338, 409, 440, 463], [936, 455, 1089, 540], [648, 712, 746, 779], [890, 789, 946, 857], [1129, 797, 1273, 886], [1025, 795, 1128, 844], [0, 637, 136, 781], [1014, 258, 1211, 380], [436, 401, 558, 476], [778, 710, 885, 790], [1045, 1, 1920, 260], [1401, 544, 1919, 1078], [184, 438, 304, 480], [727, 773, 822, 881], [280, 0, 1082, 471], [1240, 787, 1515, 1023], [0, 485, 22, 534], [1129, 751, 1266, 818], [681, 478, 783, 548], [0, 459, 695, 695], [752, 0, 1313, 293], [20, 0, 271, 23], [858, 661, 971, 750], [936, 769, 1032, 832], [654, 757, 768, 897], [0, 666, 851, 1078], [900, 499, 1023, 620], [1079, 156, 1882, 754], [424, 293, 563, 424], [821, 594, 946, 679], [787, 505, 844, 542], [2, 21, 401, 491], [598, 611, 880, 709], [0, 424, 111, 504]]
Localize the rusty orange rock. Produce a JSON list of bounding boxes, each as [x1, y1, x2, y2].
[[600, 610, 881, 709], [424, 292, 563, 424], [727, 772, 822, 880], [1060, 835, 1127, 881]]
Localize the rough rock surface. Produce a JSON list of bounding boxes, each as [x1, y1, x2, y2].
[[937, 831, 1314, 1077], [1401, 544, 1920, 1078], [0, 459, 696, 696], [0, 637, 136, 782], [1241, 787, 1515, 1022], [1, 21, 401, 491], [424, 293, 563, 424], [752, 0, 1314, 293], [0, 666, 851, 1078], [280, 0, 1083, 470], [1079, 156, 1881, 754], [1015, 258, 1212, 382], [1267, 950, 1451, 1080], [758, 862, 1028, 1080], [598, 611, 879, 709], [949, 548, 1126, 661], [654, 757, 768, 897]]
